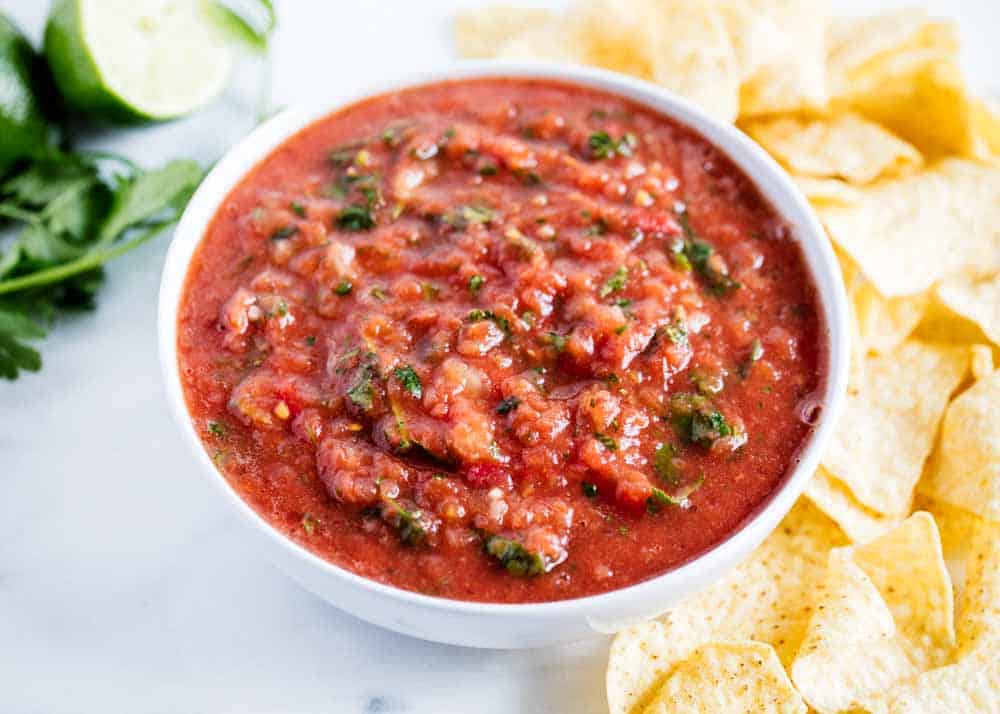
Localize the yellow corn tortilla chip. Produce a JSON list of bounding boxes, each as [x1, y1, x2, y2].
[[794, 176, 861, 205], [606, 499, 845, 714], [453, 6, 555, 58], [805, 467, 899, 543], [792, 514, 955, 712], [851, 512, 955, 655], [969, 344, 995, 380], [641, 641, 807, 714], [491, 0, 742, 123], [911, 493, 984, 564], [914, 293, 994, 345], [729, 0, 829, 117], [842, 56, 977, 160], [837, 249, 930, 356], [957, 520, 1000, 655], [822, 340, 968, 517], [937, 271, 1000, 348], [920, 368, 1000, 524], [826, 10, 958, 97], [874, 522, 1000, 712], [791, 550, 924, 713], [971, 97, 1000, 161], [818, 159, 1000, 298], [873, 648, 1000, 713], [745, 113, 922, 184]]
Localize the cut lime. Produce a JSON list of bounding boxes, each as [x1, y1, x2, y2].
[[0, 14, 49, 172], [44, 0, 234, 124]]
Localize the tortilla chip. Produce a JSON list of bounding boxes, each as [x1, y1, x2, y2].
[[843, 57, 977, 160], [915, 293, 994, 345], [491, 0, 742, 123], [957, 520, 1000, 655], [745, 113, 922, 184], [971, 97, 1000, 161], [937, 271, 1000, 348], [792, 515, 955, 712], [826, 9, 958, 97], [791, 550, 923, 713], [874, 648, 1000, 713], [970, 344, 995, 380], [606, 499, 845, 714], [639, 0, 740, 122], [851, 512, 955, 655], [730, 0, 829, 116], [822, 340, 968, 517], [795, 176, 861, 205], [872, 520, 1000, 712], [641, 641, 806, 714], [920, 368, 1000, 524], [805, 467, 899, 542], [818, 159, 1000, 297], [835, 249, 927, 357], [912, 493, 984, 564], [453, 6, 555, 58]]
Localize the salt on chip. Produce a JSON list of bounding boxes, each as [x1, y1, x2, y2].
[[792, 514, 955, 713], [851, 512, 955, 656], [920, 368, 1000, 524], [453, 6, 555, 58], [745, 113, 922, 184], [817, 159, 1000, 298], [606, 499, 845, 714], [937, 271, 1000, 348], [805, 467, 899, 543], [957, 520, 1000, 655], [822, 340, 968, 517], [791, 550, 920, 713], [873, 521, 1000, 713], [641, 641, 806, 714]]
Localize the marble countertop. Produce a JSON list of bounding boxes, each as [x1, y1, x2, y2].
[[1, 1, 996, 712]]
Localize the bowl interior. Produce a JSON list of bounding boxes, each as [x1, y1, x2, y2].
[[157, 60, 850, 618]]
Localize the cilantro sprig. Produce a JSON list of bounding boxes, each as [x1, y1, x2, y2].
[[0, 153, 203, 379]]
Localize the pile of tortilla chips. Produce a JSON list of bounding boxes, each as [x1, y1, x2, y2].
[[457, 3, 1000, 711]]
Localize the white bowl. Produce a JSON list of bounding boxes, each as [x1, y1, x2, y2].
[[158, 61, 850, 649]]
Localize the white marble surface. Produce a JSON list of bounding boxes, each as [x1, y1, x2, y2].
[[1, 1, 997, 712]]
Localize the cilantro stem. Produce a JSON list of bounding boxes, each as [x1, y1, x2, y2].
[[0, 205, 41, 225], [0, 221, 172, 297]]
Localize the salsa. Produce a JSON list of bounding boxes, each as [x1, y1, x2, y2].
[[177, 78, 826, 603]]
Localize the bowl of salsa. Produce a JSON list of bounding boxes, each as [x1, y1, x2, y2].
[[159, 62, 849, 648]]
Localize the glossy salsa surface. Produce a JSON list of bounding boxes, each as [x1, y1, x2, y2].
[[177, 78, 825, 602]]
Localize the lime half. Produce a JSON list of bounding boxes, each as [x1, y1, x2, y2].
[[44, 0, 234, 123], [0, 14, 49, 172]]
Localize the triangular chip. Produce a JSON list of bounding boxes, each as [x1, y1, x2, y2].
[[822, 340, 968, 517], [453, 6, 555, 58], [936, 271, 1000, 348], [818, 160, 1000, 298], [851, 512, 955, 659], [957, 520, 1000, 655], [745, 113, 922, 184], [920, 369, 1000, 522], [791, 550, 919, 712], [642, 641, 806, 714], [792, 515, 956, 712], [607, 499, 845, 714], [805, 467, 899, 542], [873, 648, 1000, 713]]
